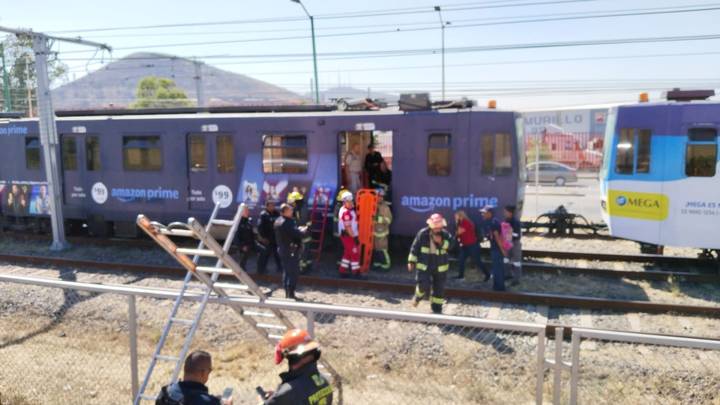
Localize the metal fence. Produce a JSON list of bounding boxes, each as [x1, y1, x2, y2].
[[1, 273, 719, 404]]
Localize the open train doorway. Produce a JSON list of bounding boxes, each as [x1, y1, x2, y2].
[[338, 130, 393, 196]]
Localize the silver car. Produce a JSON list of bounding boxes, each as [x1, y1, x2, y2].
[[526, 161, 578, 186]]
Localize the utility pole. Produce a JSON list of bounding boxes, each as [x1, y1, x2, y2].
[[434, 6, 449, 101], [0, 26, 111, 251], [25, 55, 33, 117], [193, 60, 205, 108], [0, 44, 11, 112], [292, 0, 320, 104]]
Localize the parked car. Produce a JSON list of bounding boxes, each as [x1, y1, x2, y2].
[[526, 161, 578, 186]]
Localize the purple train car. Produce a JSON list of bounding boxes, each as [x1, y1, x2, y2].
[[0, 107, 525, 237]]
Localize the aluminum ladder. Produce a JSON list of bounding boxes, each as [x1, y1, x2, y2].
[[133, 203, 243, 403], [307, 189, 331, 262], [134, 208, 342, 403]]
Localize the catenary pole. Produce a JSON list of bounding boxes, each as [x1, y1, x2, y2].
[[193, 59, 205, 108], [435, 6, 447, 101], [0, 44, 10, 111], [292, 0, 320, 104], [0, 26, 111, 250]]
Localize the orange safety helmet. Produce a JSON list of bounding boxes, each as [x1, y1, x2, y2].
[[274, 329, 320, 365]]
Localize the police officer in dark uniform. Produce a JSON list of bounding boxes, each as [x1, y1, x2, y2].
[[259, 329, 333, 405], [156, 350, 232, 405], [234, 203, 255, 270], [257, 201, 283, 274], [274, 203, 307, 300]]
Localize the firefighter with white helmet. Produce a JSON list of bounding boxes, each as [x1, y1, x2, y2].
[[258, 329, 333, 405], [407, 213, 453, 314], [372, 188, 392, 272], [337, 191, 360, 277]]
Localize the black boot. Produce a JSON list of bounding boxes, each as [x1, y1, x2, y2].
[[431, 303, 443, 314]]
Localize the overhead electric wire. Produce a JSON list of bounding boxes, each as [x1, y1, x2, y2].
[[56, 32, 720, 63], [48, 0, 601, 34], [58, 3, 720, 55], [79, 3, 720, 39]]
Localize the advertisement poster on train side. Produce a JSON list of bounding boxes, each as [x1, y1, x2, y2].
[[0, 181, 51, 216]]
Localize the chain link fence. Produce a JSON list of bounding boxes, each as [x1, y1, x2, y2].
[[2, 275, 720, 404], [569, 329, 720, 405]]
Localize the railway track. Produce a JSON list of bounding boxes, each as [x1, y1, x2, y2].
[[1, 253, 718, 318], [5, 230, 717, 269]]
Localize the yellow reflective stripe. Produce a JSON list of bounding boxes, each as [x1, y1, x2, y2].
[[408, 254, 418, 263], [374, 231, 389, 237], [416, 263, 428, 270], [308, 385, 334, 405], [442, 241, 449, 250], [430, 296, 445, 305], [438, 264, 450, 272], [415, 286, 425, 298], [420, 246, 431, 254]]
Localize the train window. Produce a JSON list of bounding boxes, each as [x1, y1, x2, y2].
[[123, 136, 162, 171], [427, 133, 451, 176], [262, 134, 308, 174], [615, 129, 634, 174], [480, 135, 493, 175], [636, 129, 652, 173], [686, 128, 717, 177], [86, 136, 101, 171], [217, 135, 235, 173], [25, 137, 41, 170], [188, 135, 207, 172], [61, 137, 78, 171], [495, 133, 513, 176]]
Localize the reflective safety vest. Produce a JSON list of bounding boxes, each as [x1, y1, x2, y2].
[[407, 227, 451, 272], [288, 190, 304, 204], [373, 201, 392, 250]]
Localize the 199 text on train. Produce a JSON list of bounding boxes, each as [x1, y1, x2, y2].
[[0, 107, 525, 237]]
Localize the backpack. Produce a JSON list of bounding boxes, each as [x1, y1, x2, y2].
[[156, 385, 185, 405], [500, 222, 514, 251]]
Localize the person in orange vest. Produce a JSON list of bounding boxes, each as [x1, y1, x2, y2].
[[337, 191, 360, 277]]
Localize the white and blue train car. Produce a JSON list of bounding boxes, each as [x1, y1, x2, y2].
[[600, 90, 720, 254]]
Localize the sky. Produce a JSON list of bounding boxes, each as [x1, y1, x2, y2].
[[2, 0, 720, 110]]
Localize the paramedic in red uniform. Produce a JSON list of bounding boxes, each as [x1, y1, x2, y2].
[[337, 191, 360, 277]]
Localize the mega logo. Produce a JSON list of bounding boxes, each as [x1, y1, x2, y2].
[[608, 190, 669, 221]]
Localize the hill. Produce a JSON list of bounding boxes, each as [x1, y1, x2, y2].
[[52, 52, 304, 109]]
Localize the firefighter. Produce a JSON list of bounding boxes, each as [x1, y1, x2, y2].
[[258, 329, 333, 405], [287, 186, 305, 222], [407, 213, 452, 314], [299, 222, 314, 275], [372, 188, 392, 272], [337, 191, 360, 277]]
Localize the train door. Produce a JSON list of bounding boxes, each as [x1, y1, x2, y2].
[[60, 134, 85, 214], [337, 130, 393, 191], [187, 133, 237, 211]]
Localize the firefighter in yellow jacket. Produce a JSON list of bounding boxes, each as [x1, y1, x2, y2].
[[372, 188, 392, 272]]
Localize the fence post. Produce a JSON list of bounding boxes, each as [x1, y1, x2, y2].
[[128, 295, 139, 400], [553, 327, 563, 405], [535, 327, 546, 405], [569, 331, 581, 405], [306, 311, 315, 338]]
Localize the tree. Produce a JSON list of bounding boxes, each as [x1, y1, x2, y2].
[[130, 76, 193, 108], [1, 34, 68, 113]]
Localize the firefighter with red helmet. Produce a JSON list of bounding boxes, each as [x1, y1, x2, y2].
[[258, 329, 333, 405], [407, 213, 452, 314], [337, 191, 360, 277]]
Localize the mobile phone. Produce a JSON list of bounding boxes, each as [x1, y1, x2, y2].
[[255, 386, 267, 398], [222, 387, 233, 400]]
